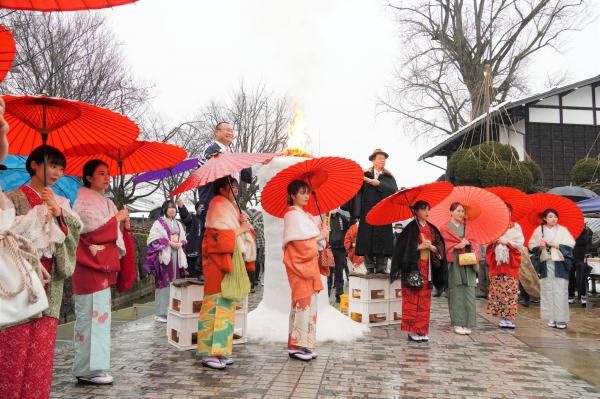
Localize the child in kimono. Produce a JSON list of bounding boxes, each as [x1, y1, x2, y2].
[[283, 180, 329, 361], [529, 208, 576, 329], [71, 159, 130, 385], [145, 200, 188, 322], [2, 143, 81, 399]]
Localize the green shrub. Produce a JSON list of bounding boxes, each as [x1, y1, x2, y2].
[[571, 158, 600, 185]]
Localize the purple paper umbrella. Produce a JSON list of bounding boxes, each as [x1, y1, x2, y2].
[[132, 158, 199, 184]]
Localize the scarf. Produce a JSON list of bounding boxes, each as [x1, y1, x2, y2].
[[494, 222, 525, 265], [73, 187, 125, 257], [283, 206, 325, 250], [205, 195, 256, 262], [529, 224, 575, 262]]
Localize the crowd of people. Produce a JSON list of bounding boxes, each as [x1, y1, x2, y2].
[[0, 99, 598, 397]]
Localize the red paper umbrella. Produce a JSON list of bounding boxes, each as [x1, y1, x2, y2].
[[169, 152, 278, 199], [519, 193, 584, 245], [4, 95, 139, 157], [0, 25, 16, 83], [366, 181, 453, 225], [261, 157, 364, 218], [485, 186, 533, 222], [64, 140, 187, 176], [0, 0, 137, 11], [429, 186, 510, 244]]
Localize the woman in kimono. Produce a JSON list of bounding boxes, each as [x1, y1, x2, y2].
[[2, 144, 81, 399], [486, 204, 524, 329], [145, 200, 188, 323], [529, 209, 575, 329], [197, 176, 255, 369], [439, 202, 480, 335], [283, 180, 329, 361], [390, 201, 445, 342], [71, 159, 129, 385], [345, 219, 365, 274]]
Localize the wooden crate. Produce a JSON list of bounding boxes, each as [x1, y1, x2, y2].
[[390, 279, 402, 299], [169, 279, 204, 315], [348, 299, 388, 326], [349, 275, 389, 301], [388, 299, 402, 324], [167, 310, 198, 351]]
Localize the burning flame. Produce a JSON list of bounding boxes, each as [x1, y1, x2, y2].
[[284, 107, 312, 157]]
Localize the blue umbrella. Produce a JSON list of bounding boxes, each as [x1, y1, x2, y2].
[[132, 158, 199, 184], [578, 196, 600, 214], [0, 155, 81, 206]]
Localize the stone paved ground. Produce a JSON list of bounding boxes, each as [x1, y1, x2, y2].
[[50, 287, 600, 399]]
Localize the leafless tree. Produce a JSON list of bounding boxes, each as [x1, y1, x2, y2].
[[0, 11, 151, 121], [193, 82, 292, 207], [382, 0, 588, 138]]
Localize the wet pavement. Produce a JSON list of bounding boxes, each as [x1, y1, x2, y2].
[[50, 287, 600, 398]]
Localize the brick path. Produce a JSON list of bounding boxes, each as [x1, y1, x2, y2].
[[49, 289, 600, 399]]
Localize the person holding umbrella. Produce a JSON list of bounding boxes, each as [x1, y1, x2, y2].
[[529, 209, 576, 329], [390, 200, 446, 342], [144, 200, 188, 323], [439, 203, 481, 335], [197, 176, 256, 369], [283, 180, 329, 361], [71, 159, 130, 385], [3, 144, 81, 397]]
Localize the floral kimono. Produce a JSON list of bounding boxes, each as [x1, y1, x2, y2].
[[283, 206, 327, 351], [1, 185, 80, 399], [529, 224, 575, 324], [71, 187, 127, 378], [197, 195, 255, 358], [145, 217, 188, 317], [486, 222, 524, 322]]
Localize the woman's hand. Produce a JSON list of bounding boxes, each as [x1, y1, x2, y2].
[[169, 241, 182, 249], [539, 239, 547, 248], [41, 187, 61, 217], [237, 220, 251, 235], [116, 208, 129, 222]]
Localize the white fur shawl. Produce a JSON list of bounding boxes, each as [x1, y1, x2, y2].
[[73, 187, 125, 256], [205, 195, 256, 262], [494, 222, 525, 265], [529, 224, 575, 262], [283, 207, 325, 250]]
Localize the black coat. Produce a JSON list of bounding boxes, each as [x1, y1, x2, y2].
[[390, 219, 446, 288], [329, 212, 350, 249], [350, 168, 398, 257], [178, 204, 201, 257]]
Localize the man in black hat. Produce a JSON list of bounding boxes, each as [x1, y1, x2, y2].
[[347, 149, 398, 274]]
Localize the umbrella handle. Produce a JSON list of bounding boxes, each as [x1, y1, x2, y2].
[[306, 176, 324, 222], [402, 191, 422, 236], [227, 176, 242, 213]]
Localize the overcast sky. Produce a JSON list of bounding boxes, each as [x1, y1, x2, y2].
[[104, 0, 600, 187]]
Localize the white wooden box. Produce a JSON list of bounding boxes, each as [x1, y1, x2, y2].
[[348, 299, 389, 326], [390, 279, 402, 299], [169, 280, 204, 315], [349, 275, 389, 301], [167, 310, 198, 351], [388, 299, 402, 324]]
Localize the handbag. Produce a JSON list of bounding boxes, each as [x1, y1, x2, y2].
[[318, 244, 335, 268], [0, 209, 50, 328], [348, 258, 367, 275], [458, 246, 478, 266], [221, 244, 251, 302], [405, 269, 424, 288]]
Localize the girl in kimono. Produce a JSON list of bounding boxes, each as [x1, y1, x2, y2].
[[529, 209, 575, 329], [283, 180, 329, 361], [71, 159, 129, 385], [439, 202, 480, 335], [390, 201, 445, 342], [486, 204, 524, 329], [2, 144, 81, 399], [197, 176, 255, 370], [145, 200, 188, 323]]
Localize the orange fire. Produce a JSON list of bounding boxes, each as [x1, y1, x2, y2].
[[284, 107, 312, 156]]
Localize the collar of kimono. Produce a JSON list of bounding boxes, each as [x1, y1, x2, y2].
[[20, 185, 43, 207]]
